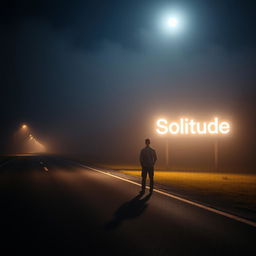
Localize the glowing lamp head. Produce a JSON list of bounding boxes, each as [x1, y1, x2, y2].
[[22, 124, 28, 129]]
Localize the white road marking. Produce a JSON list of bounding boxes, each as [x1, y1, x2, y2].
[[74, 162, 256, 228]]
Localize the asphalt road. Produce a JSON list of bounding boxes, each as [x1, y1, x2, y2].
[[0, 155, 255, 256]]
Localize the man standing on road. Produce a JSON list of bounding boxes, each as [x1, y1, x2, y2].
[[140, 138, 157, 194]]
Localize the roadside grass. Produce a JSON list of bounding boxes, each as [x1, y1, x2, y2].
[[95, 162, 256, 215], [120, 170, 256, 209]]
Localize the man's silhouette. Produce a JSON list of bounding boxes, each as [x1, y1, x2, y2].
[[140, 138, 157, 194]]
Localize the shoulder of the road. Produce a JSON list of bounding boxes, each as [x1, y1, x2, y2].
[[70, 160, 256, 229], [2, 156, 255, 228]]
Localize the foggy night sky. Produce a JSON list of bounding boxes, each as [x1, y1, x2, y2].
[[1, 0, 256, 168]]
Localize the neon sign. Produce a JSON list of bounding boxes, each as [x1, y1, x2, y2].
[[156, 118, 230, 135]]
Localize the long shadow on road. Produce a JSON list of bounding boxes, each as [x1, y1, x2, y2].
[[105, 193, 152, 230]]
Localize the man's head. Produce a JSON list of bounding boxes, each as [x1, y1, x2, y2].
[[145, 138, 150, 146]]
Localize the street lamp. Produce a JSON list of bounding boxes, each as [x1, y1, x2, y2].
[[21, 124, 28, 129]]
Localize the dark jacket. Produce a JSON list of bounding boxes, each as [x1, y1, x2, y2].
[[140, 146, 157, 168]]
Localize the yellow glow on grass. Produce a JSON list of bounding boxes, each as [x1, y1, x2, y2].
[[120, 170, 256, 206]]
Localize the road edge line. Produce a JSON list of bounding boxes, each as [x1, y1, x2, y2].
[[73, 162, 256, 228]]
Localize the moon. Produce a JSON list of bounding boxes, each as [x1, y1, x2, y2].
[[167, 17, 178, 27]]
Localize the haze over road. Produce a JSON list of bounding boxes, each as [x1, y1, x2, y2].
[[0, 155, 255, 255]]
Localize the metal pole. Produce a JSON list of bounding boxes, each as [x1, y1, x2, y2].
[[214, 139, 218, 171], [166, 138, 169, 170]]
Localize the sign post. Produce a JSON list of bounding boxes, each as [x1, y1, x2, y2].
[[156, 117, 230, 171], [166, 138, 169, 170], [214, 139, 219, 171]]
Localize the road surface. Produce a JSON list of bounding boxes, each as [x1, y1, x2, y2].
[[0, 155, 255, 255]]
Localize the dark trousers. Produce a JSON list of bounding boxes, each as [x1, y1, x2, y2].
[[141, 167, 154, 192]]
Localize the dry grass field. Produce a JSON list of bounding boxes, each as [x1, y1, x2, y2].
[[121, 170, 256, 205]]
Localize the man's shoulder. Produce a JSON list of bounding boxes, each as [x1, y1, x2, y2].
[[141, 147, 147, 152], [142, 146, 155, 152], [151, 148, 156, 154]]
